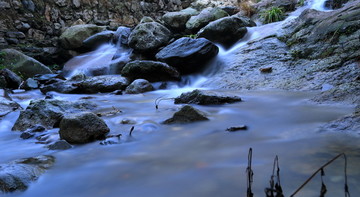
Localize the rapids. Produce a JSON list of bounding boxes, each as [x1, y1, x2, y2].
[[1, 0, 359, 196]]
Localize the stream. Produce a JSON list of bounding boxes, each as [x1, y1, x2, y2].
[[1, 0, 360, 196]]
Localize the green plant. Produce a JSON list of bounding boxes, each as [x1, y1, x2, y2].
[[184, 34, 197, 39], [260, 7, 285, 24], [297, 0, 305, 6]]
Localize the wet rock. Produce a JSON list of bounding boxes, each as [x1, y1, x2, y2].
[[254, 0, 296, 12], [20, 78, 39, 90], [59, 24, 106, 50], [0, 76, 7, 89], [139, 16, 155, 23], [0, 49, 53, 79], [75, 75, 130, 94], [40, 79, 77, 94], [186, 7, 229, 33], [0, 90, 21, 117], [12, 99, 97, 131], [47, 140, 72, 150], [220, 6, 241, 16], [20, 131, 35, 139], [0, 69, 23, 89], [33, 73, 66, 84], [174, 89, 242, 105], [162, 8, 199, 31], [325, 0, 350, 9], [259, 66, 273, 73], [59, 112, 110, 144], [0, 155, 55, 193], [125, 79, 154, 94], [122, 60, 180, 82], [82, 30, 115, 50], [128, 22, 172, 53], [226, 125, 248, 132], [156, 37, 219, 74], [163, 105, 209, 124], [113, 26, 132, 45], [197, 16, 248, 47]]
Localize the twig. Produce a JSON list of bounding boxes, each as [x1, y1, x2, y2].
[[129, 126, 134, 136], [246, 148, 254, 197]]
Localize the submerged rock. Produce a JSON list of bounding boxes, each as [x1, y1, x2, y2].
[[0, 49, 53, 79], [59, 112, 110, 144], [0, 155, 55, 193], [12, 99, 97, 131], [155, 37, 219, 74], [47, 140, 72, 150], [59, 24, 106, 50], [163, 105, 209, 124], [175, 89, 242, 105], [128, 22, 172, 53], [0, 89, 21, 117], [125, 79, 154, 94], [197, 16, 248, 47], [122, 60, 180, 82]]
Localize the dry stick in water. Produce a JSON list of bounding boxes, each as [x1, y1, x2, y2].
[[129, 126, 134, 136], [290, 153, 350, 197], [265, 155, 284, 197], [246, 148, 254, 197], [155, 96, 174, 110]]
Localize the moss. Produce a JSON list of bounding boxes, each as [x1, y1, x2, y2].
[[319, 47, 335, 58]]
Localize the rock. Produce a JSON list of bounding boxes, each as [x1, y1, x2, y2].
[[0, 76, 6, 89], [113, 26, 132, 45], [197, 16, 248, 47], [162, 8, 199, 31], [259, 66, 273, 73], [59, 24, 106, 50], [174, 89, 242, 105], [47, 140, 72, 150], [82, 30, 115, 50], [20, 78, 39, 90], [0, 90, 21, 117], [155, 37, 219, 74], [163, 105, 209, 124], [75, 75, 130, 93], [125, 79, 154, 94], [33, 73, 65, 84], [0, 49, 53, 79], [59, 112, 110, 144], [5, 31, 26, 39], [122, 60, 180, 82], [0, 69, 23, 89], [220, 6, 241, 15], [0, 155, 55, 193], [41, 75, 129, 94], [20, 131, 35, 139], [226, 125, 248, 132], [128, 22, 172, 53], [12, 99, 97, 131], [186, 7, 229, 33], [254, 0, 296, 12], [139, 16, 155, 23], [325, 0, 350, 9]]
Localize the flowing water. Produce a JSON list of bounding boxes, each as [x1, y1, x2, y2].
[[2, 0, 360, 196]]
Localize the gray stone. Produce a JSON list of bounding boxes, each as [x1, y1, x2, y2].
[[122, 60, 180, 82], [197, 16, 248, 47], [175, 89, 242, 105], [0, 49, 53, 79], [0, 69, 23, 89], [254, 0, 296, 12], [20, 78, 39, 90], [155, 37, 219, 74], [20, 131, 34, 139], [12, 99, 97, 131], [47, 140, 72, 150], [139, 16, 155, 23], [76, 75, 130, 93], [59, 112, 110, 144], [186, 7, 229, 32], [0, 91, 21, 117], [125, 79, 154, 94], [82, 30, 115, 50], [59, 24, 106, 49], [0, 155, 55, 193], [162, 8, 199, 31], [163, 105, 209, 124], [113, 26, 132, 46], [128, 22, 172, 52]]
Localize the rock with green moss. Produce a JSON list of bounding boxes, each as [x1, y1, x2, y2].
[[0, 49, 53, 79], [186, 7, 229, 33], [128, 22, 172, 52], [59, 24, 106, 50]]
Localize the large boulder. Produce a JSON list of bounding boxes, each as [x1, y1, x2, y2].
[[163, 105, 209, 124], [155, 37, 219, 74], [113, 26, 132, 46], [185, 7, 229, 33], [128, 22, 172, 53], [0, 49, 53, 79], [197, 16, 249, 47], [121, 60, 180, 82], [41, 75, 130, 94], [59, 24, 106, 50], [59, 112, 110, 144], [162, 8, 199, 31], [12, 99, 97, 131], [174, 89, 242, 105], [254, 0, 296, 12], [0, 89, 21, 117], [125, 79, 154, 94], [0, 69, 22, 89], [0, 155, 55, 193]]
